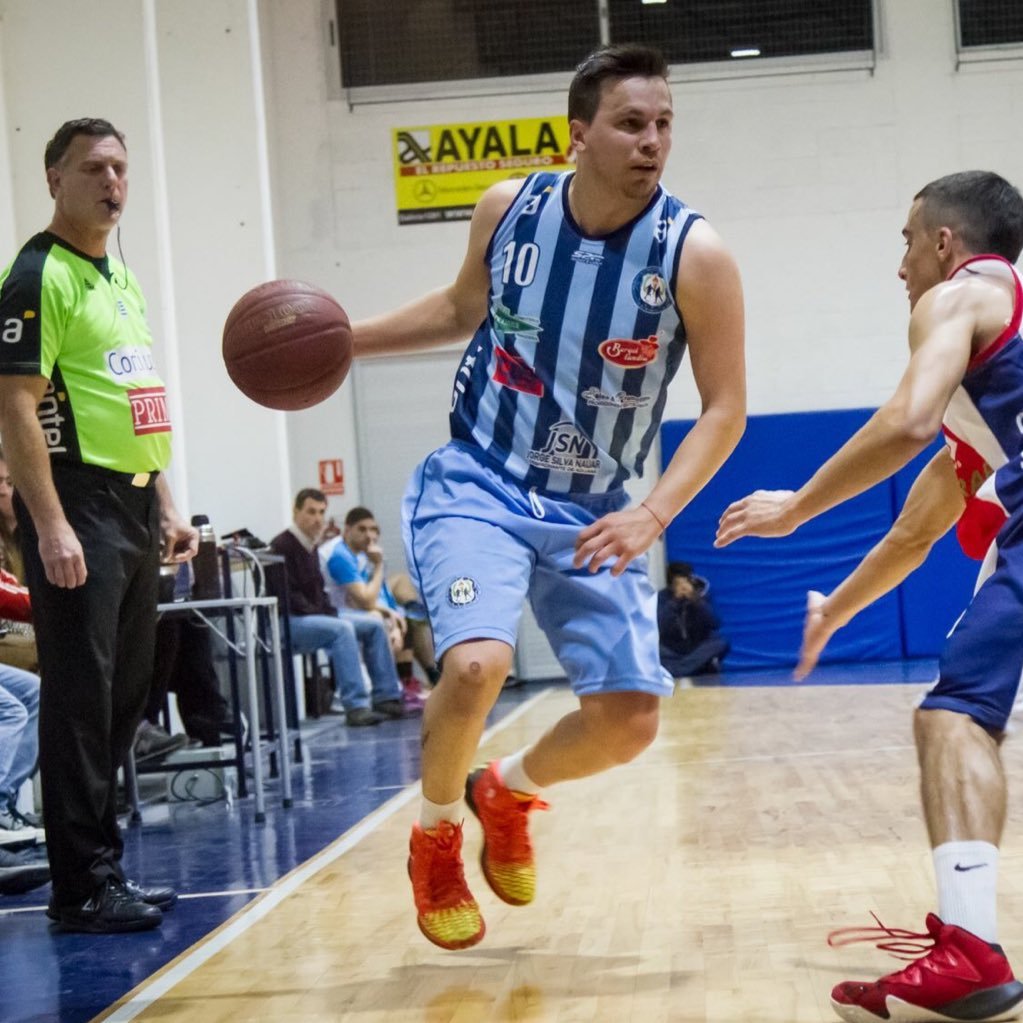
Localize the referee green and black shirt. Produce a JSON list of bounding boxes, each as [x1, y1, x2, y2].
[[0, 231, 172, 474]]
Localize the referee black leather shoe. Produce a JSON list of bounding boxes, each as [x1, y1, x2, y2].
[[49, 879, 162, 933], [124, 878, 177, 910]]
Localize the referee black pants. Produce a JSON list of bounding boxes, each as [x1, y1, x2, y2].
[[16, 463, 160, 906]]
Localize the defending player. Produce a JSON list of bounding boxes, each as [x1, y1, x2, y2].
[[717, 171, 1023, 1023]]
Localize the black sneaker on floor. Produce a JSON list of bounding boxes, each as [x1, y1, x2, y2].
[[134, 720, 189, 763], [0, 846, 50, 895], [345, 707, 384, 727], [373, 699, 405, 719], [124, 879, 177, 910], [49, 879, 162, 933]]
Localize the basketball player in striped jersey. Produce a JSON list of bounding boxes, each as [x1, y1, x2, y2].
[[717, 172, 1023, 1023], [353, 44, 746, 950]]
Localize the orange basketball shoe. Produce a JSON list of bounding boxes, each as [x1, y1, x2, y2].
[[465, 761, 549, 906], [407, 820, 485, 950]]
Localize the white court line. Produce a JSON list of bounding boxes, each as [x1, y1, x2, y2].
[[0, 888, 271, 917], [103, 687, 554, 1022]]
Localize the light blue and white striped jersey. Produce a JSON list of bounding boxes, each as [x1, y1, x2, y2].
[[449, 171, 703, 495]]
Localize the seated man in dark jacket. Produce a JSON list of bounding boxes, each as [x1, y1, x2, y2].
[[657, 562, 729, 680], [269, 488, 403, 726]]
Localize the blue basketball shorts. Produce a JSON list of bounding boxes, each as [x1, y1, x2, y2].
[[401, 441, 674, 699], [921, 518, 1023, 732]]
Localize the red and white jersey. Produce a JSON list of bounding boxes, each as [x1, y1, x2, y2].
[[941, 255, 1023, 559]]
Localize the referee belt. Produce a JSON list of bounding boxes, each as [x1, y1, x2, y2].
[[54, 461, 160, 489]]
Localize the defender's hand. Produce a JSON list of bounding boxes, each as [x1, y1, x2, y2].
[[573, 506, 662, 577], [715, 489, 798, 547], [795, 590, 837, 681]]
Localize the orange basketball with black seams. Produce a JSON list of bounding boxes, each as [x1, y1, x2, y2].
[[222, 279, 353, 411]]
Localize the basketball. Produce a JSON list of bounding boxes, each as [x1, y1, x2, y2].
[[222, 279, 353, 411]]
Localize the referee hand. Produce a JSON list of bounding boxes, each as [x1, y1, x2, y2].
[[39, 522, 87, 588]]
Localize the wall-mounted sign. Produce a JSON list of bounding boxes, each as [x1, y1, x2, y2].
[[393, 116, 571, 226]]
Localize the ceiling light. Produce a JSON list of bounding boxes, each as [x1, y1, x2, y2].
[[730, 48, 761, 57]]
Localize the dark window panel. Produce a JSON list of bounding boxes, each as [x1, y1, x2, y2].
[[608, 0, 873, 64], [958, 0, 1023, 47], [336, 0, 874, 91], [338, 0, 600, 89]]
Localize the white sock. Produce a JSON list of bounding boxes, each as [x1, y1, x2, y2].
[[498, 749, 542, 795], [418, 797, 462, 830], [933, 841, 999, 943]]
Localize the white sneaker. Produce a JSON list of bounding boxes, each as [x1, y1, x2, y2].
[[0, 803, 44, 844]]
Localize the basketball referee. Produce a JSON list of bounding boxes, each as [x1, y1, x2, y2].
[[0, 118, 197, 933]]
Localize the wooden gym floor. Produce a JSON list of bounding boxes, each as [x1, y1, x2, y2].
[[90, 677, 1023, 1023]]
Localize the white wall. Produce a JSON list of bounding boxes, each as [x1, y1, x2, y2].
[[0, 0, 1022, 554], [0, 0, 291, 541]]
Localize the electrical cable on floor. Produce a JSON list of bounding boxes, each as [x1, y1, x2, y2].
[[169, 768, 228, 807]]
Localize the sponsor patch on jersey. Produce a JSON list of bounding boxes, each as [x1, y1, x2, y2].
[[128, 386, 172, 435], [581, 386, 651, 409], [571, 249, 604, 267], [493, 346, 544, 396], [598, 336, 659, 368], [491, 301, 542, 341], [527, 421, 600, 475], [448, 577, 479, 607], [106, 346, 158, 385], [37, 380, 68, 455], [631, 267, 671, 312]]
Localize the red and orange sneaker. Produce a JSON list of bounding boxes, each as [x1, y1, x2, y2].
[[828, 912, 1023, 1022], [407, 820, 484, 950], [465, 761, 549, 906]]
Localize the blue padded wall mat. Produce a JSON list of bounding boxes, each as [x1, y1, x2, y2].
[[660, 410, 902, 669]]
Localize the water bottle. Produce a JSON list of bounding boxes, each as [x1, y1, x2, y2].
[[191, 514, 222, 600]]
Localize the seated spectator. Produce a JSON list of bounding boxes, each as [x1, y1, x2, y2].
[[0, 560, 43, 838], [0, 452, 36, 672], [134, 613, 235, 759], [270, 489, 404, 726], [0, 664, 43, 836], [322, 507, 437, 710], [657, 562, 730, 680], [387, 570, 441, 687]]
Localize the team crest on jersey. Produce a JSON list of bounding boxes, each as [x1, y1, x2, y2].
[[494, 346, 544, 396], [527, 421, 600, 475], [491, 301, 542, 342], [448, 577, 479, 607], [598, 336, 659, 368], [631, 267, 671, 312], [581, 386, 651, 410]]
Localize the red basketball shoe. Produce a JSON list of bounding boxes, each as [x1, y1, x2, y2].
[[407, 820, 484, 950], [829, 913, 1023, 1022], [465, 761, 548, 906]]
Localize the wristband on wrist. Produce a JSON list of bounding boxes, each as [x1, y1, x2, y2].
[[640, 501, 668, 532]]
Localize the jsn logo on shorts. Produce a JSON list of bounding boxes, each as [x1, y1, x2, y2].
[[448, 577, 479, 607], [527, 421, 600, 475], [106, 346, 157, 384], [598, 336, 659, 368], [128, 387, 172, 435]]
